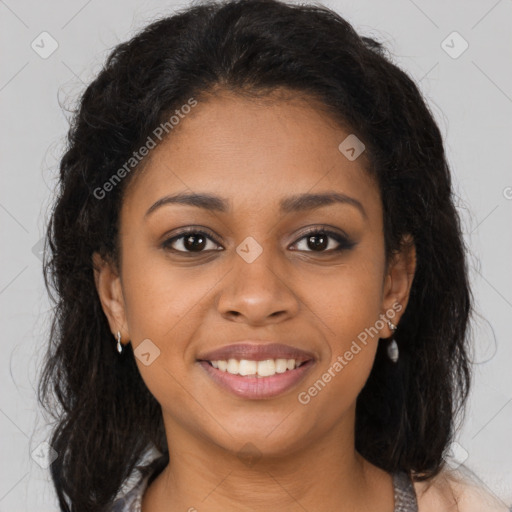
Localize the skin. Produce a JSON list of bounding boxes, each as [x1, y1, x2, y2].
[[93, 89, 417, 512]]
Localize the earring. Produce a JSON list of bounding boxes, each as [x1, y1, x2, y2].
[[386, 319, 399, 363], [116, 331, 123, 354]]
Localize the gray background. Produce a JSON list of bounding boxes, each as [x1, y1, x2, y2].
[[1, 0, 511, 509]]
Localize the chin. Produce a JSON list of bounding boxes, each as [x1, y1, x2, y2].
[[204, 413, 313, 460]]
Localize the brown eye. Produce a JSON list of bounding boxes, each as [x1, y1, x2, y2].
[[305, 232, 329, 251], [291, 228, 355, 253], [162, 229, 222, 253]]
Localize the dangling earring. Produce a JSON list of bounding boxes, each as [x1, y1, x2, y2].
[[116, 331, 123, 354], [386, 319, 399, 363]]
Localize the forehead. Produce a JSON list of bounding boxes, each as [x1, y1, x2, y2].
[[121, 90, 380, 221]]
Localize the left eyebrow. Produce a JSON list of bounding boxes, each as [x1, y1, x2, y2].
[[144, 191, 367, 220], [279, 192, 367, 220]]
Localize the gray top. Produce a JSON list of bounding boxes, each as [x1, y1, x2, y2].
[[110, 446, 418, 511], [392, 470, 419, 512]]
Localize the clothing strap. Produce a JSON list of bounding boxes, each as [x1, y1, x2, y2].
[[393, 470, 419, 512]]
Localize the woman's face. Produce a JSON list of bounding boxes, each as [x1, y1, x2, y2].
[[94, 90, 415, 458]]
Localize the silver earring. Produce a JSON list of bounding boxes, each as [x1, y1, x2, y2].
[[386, 319, 399, 363], [116, 331, 123, 354]]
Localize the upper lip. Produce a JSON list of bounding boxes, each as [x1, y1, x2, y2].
[[197, 342, 316, 363]]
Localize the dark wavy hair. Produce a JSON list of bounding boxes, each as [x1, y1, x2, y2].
[[38, 0, 473, 510]]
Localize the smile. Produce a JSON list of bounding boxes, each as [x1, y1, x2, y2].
[[197, 358, 315, 399], [208, 358, 306, 377]]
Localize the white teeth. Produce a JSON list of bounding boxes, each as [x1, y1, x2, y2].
[[238, 359, 257, 376], [257, 359, 275, 377], [275, 359, 288, 373], [209, 358, 304, 377], [227, 358, 239, 375]]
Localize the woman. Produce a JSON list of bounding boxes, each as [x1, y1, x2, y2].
[[37, 0, 508, 510]]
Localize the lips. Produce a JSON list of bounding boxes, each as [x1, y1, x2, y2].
[[196, 341, 316, 399], [196, 342, 316, 363], [198, 359, 315, 399]]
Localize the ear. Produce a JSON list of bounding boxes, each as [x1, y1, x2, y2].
[[380, 234, 416, 337], [92, 251, 129, 347]]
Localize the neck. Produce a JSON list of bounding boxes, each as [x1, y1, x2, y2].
[[142, 408, 394, 512]]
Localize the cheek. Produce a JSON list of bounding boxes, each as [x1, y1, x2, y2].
[[312, 258, 385, 345], [119, 251, 213, 410], [297, 270, 383, 419], [120, 239, 214, 341], [302, 253, 385, 398]]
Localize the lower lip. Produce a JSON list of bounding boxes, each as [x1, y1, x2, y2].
[[198, 360, 315, 400]]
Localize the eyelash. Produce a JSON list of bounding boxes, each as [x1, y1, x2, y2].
[[161, 226, 355, 255]]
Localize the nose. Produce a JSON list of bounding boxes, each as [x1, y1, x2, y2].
[[216, 246, 300, 326]]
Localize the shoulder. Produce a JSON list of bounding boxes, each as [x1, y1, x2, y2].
[[411, 465, 510, 512]]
